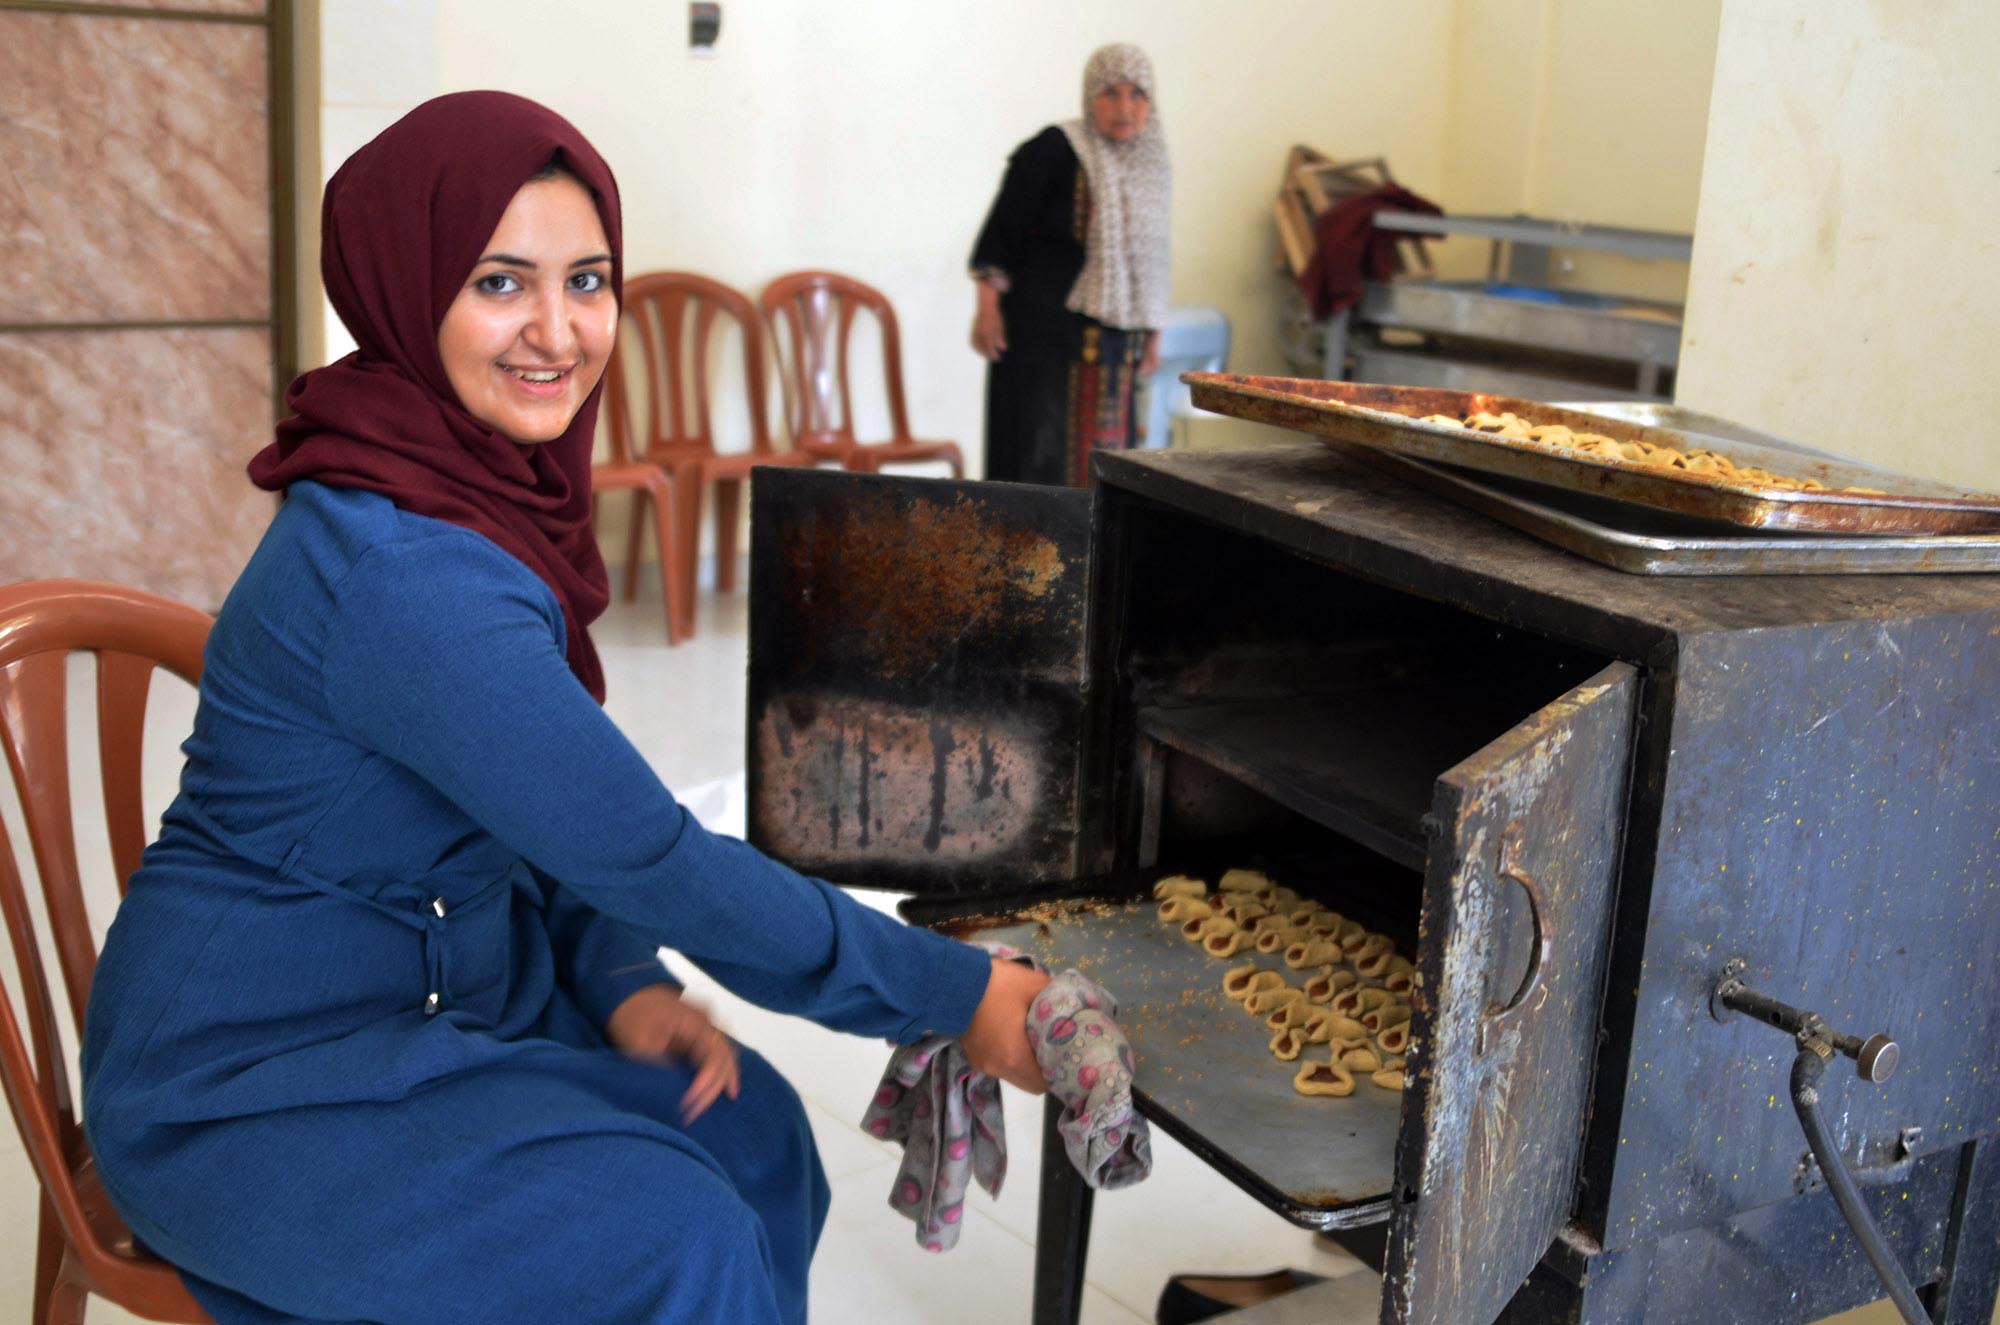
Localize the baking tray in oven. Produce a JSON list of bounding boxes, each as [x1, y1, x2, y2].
[[1183, 372, 2000, 536], [900, 863, 1410, 1231], [1362, 450, 2000, 576]]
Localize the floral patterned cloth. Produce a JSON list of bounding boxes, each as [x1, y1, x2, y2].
[[860, 958, 1151, 1252]]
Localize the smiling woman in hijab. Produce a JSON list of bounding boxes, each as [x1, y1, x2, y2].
[[970, 42, 1172, 487], [79, 91, 1049, 1325]]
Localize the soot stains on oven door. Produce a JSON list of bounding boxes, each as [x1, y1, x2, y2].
[[747, 470, 1094, 894], [1386, 662, 1636, 1325]]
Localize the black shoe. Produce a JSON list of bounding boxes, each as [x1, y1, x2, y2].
[[1154, 1268, 1326, 1324]]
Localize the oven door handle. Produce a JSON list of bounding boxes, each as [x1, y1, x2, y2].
[[1478, 821, 1552, 1054]]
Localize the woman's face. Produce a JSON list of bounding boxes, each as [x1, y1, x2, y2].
[[436, 175, 617, 445], [1090, 81, 1151, 141]]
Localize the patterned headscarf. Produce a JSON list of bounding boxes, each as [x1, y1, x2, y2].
[[249, 92, 618, 701], [1059, 44, 1172, 331]]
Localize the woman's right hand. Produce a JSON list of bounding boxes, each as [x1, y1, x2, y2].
[[970, 284, 1008, 362]]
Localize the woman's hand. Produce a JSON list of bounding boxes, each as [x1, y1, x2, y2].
[[961, 957, 1052, 1094], [1138, 329, 1162, 376], [604, 984, 741, 1123], [971, 282, 1008, 362]]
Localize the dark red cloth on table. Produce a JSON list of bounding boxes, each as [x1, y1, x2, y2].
[[249, 91, 619, 702], [1296, 183, 1444, 320]]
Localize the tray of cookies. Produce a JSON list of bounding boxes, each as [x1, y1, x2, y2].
[[900, 858, 1416, 1230], [1182, 373, 2000, 536]]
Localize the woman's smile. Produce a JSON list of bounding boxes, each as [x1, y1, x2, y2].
[[498, 361, 577, 397]]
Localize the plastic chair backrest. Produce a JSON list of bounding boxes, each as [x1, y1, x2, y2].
[[0, 579, 209, 1279], [605, 271, 774, 463], [758, 270, 914, 450]]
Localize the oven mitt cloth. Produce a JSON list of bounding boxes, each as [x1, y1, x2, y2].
[[860, 950, 1151, 1252], [1029, 968, 1152, 1191]]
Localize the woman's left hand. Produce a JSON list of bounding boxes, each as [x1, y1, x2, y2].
[[605, 983, 742, 1122], [962, 957, 1053, 1094], [1138, 330, 1162, 376]]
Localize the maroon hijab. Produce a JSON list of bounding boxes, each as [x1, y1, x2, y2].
[[251, 91, 620, 701]]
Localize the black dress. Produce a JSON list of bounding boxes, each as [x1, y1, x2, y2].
[[971, 126, 1146, 487]]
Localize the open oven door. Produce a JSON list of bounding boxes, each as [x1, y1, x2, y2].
[[1383, 662, 1637, 1325], [746, 468, 1094, 896]]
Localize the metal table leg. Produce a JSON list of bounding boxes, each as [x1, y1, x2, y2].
[[1931, 1135, 2000, 1325], [1319, 310, 1351, 381], [1031, 1094, 1095, 1325]]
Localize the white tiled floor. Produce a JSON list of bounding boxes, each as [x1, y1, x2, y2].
[[0, 565, 1368, 1324]]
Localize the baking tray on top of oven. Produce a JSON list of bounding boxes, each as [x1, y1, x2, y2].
[[1358, 451, 2000, 575], [899, 851, 1418, 1232], [1183, 372, 2000, 536]]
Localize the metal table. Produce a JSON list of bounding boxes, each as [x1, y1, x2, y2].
[[1301, 212, 1694, 402]]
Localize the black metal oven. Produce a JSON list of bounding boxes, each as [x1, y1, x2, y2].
[[743, 442, 2000, 1325]]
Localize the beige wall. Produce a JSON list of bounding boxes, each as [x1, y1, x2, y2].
[[310, 1, 1731, 522], [307, 1, 1464, 552], [1677, 0, 2000, 493], [317, 0, 439, 363], [1431, 0, 1721, 302], [425, 0, 1455, 479]]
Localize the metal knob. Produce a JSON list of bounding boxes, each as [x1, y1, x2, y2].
[[1856, 1034, 1899, 1084]]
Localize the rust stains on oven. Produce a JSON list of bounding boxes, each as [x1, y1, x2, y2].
[[775, 483, 1075, 682], [754, 697, 1044, 865], [747, 471, 1092, 895]]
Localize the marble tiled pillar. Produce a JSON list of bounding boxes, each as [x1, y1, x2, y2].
[[3, 328, 275, 609], [0, 3, 278, 610]]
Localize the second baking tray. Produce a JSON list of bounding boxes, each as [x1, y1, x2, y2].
[[1183, 373, 2000, 536], [1361, 451, 2000, 576], [900, 864, 1408, 1231]]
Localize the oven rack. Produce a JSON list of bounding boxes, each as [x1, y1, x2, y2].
[[904, 873, 1405, 1231]]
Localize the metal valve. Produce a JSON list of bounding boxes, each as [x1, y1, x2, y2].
[[1710, 958, 1899, 1083]]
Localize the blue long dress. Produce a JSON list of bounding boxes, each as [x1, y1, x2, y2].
[[80, 481, 993, 1325]]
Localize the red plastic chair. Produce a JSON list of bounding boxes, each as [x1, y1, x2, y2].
[[591, 379, 689, 646], [606, 272, 815, 630], [758, 271, 965, 476], [0, 579, 214, 1324]]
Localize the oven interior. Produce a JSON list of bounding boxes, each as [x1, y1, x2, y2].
[[912, 498, 1617, 1228]]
